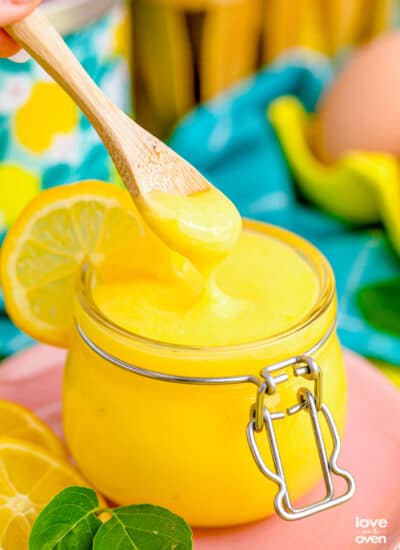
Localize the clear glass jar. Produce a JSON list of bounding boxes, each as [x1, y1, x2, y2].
[[63, 220, 348, 526]]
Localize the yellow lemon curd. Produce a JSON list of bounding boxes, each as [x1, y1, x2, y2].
[[93, 230, 318, 346], [137, 187, 242, 273], [64, 189, 346, 526]]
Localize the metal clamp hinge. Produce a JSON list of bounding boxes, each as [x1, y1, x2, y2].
[[246, 355, 355, 521]]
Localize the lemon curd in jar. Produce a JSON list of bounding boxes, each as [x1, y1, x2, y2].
[[64, 220, 346, 526]]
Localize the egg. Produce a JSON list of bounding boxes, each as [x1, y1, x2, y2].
[[312, 31, 400, 162]]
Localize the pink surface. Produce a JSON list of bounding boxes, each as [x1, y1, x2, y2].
[[0, 345, 66, 437], [1, 346, 399, 549]]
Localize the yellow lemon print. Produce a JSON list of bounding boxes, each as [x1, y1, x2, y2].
[[0, 164, 40, 230], [15, 82, 78, 153]]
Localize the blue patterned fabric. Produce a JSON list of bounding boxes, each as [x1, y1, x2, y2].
[[169, 53, 400, 365]]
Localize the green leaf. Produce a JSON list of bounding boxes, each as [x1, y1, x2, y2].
[[29, 486, 102, 550], [357, 278, 400, 337], [93, 504, 193, 550]]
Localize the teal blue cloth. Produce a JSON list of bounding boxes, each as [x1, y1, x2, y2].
[[0, 291, 33, 357], [169, 54, 400, 365]]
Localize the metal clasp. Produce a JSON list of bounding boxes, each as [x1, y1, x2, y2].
[[77, 320, 354, 522], [247, 355, 355, 521]]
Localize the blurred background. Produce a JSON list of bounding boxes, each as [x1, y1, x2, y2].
[[1, 0, 400, 389], [133, 0, 396, 137]]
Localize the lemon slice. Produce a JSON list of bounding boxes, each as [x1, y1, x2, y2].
[[0, 438, 99, 550], [1, 181, 173, 348], [0, 400, 65, 459]]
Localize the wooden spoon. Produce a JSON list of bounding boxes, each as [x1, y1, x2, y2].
[[6, 10, 209, 199]]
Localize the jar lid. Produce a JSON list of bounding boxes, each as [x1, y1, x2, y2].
[[41, 0, 127, 35]]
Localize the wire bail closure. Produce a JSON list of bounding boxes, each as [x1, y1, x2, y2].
[[77, 320, 355, 522], [247, 355, 355, 521]]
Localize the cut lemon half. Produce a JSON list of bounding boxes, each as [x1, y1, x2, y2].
[[1, 181, 175, 348], [0, 438, 100, 550], [0, 400, 65, 459]]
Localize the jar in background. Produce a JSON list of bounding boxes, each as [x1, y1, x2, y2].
[[133, 0, 395, 137]]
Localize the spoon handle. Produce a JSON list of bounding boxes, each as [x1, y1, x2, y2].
[[7, 10, 140, 195]]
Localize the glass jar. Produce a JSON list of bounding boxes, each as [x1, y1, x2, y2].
[[63, 220, 354, 526]]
